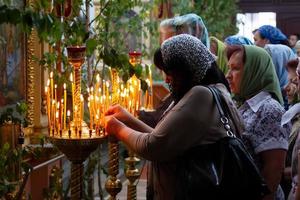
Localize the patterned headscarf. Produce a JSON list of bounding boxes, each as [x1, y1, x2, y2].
[[173, 13, 210, 48], [234, 45, 283, 105], [225, 35, 253, 45], [161, 34, 215, 83], [258, 25, 287, 44]]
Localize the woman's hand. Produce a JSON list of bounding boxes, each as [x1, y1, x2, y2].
[[105, 104, 132, 124], [104, 115, 125, 136]]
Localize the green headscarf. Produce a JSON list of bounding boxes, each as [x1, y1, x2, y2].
[[209, 36, 228, 74], [235, 45, 283, 105]]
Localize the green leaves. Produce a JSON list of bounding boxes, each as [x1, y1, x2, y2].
[[172, 0, 239, 39], [0, 5, 21, 25], [0, 102, 28, 127], [1, 0, 159, 89], [86, 38, 97, 56]]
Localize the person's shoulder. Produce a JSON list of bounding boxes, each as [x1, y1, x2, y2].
[[190, 85, 210, 93], [180, 85, 213, 104], [260, 97, 285, 114], [189, 85, 212, 98]]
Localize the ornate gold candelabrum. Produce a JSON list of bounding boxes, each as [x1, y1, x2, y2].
[[47, 46, 105, 200]]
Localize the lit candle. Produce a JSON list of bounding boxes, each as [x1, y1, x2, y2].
[[50, 71, 54, 102], [55, 111, 59, 134], [88, 101, 93, 130], [70, 73, 75, 121], [45, 86, 51, 132], [54, 84, 57, 106], [80, 94, 84, 127], [63, 83, 67, 130], [60, 99, 63, 130], [96, 74, 100, 97], [67, 110, 71, 138], [57, 102, 60, 131], [91, 87, 95, 120], [90, 95, 94, 122], [52, 99, 56, 130]]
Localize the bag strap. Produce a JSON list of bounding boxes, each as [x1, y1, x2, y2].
[[207, 86, 236, 138]]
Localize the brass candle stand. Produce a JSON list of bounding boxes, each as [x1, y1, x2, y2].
[[48, 46, 105, 200], [125, 151, 140, 200], [105, 69, 122, 200], [124, 52, 144, 200]]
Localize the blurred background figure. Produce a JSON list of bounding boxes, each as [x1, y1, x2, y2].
[[264, 44, 297, 109], [281, 58, 300, 198], [159, 18, 176, 44], [210, 36, 228, 74], [173, 13, 210, 48], [284, 59, 300, 106], [253, 25, 289, 48], [289, 34, 300, 54], [294, 40, 300, 57], [224, 35, 253, 46]]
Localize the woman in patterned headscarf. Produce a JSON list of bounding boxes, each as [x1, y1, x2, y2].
[[226, 45, 290, 200], [253, 25, 289, 47], [104, 34, 243, 199]]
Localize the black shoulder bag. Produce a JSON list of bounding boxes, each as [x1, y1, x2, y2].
[[175, 86, 270, 200]]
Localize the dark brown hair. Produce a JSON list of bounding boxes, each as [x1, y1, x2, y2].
[[226, 45, 245, 63], [286, 58, 299, 72]]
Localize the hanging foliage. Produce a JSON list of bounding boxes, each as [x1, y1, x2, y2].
[[172, 0, 239, 39]]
